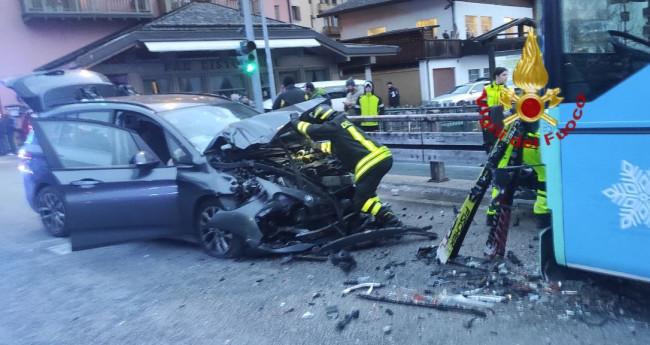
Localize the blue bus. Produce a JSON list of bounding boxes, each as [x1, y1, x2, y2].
[[538, 0, 650, 281]]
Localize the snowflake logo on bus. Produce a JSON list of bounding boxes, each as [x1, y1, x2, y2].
[[602, 160, 650, 229]]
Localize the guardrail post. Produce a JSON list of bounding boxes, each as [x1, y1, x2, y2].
[[429, 161, 449, 183]]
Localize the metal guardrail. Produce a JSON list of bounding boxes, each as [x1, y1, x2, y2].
[[346, 110, 487, 166]]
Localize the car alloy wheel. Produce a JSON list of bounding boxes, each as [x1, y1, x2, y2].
[[196, 202, 243, 258], [37, 187, 68, 237]]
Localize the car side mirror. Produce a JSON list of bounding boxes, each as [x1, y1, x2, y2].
[[131, 151, 160, 169]]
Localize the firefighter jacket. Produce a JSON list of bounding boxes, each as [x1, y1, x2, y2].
[[355, 93, 384, 127], [272, 85, 309, 110], [294, 113, 392, 182]]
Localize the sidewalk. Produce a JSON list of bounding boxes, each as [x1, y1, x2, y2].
[[378, 174, 477, 205], [379, 173, 537, 212]]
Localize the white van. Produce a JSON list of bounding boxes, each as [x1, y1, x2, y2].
[[264, 79, 366, 112]]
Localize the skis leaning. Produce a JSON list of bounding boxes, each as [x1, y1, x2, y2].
[[435, 121, 523, 264]]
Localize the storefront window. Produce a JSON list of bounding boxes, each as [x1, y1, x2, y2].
[[143, 78, 170, 95], [207, 75, 246, 96], [178, 76, 202, 93], [306, 69, 328, 82]]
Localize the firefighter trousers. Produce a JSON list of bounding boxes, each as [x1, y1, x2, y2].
[[354, 156, 393, 216]]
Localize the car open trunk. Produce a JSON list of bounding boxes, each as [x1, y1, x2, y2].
[[2, 70, 118, 113]]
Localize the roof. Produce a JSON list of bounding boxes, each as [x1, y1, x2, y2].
[[318, 0, 411, 17], [37, 2, 398, 71], [144, 1, 285, 28]]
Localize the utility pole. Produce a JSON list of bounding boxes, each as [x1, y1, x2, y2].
[[241, 0, 264, 112], [259, 0, 277, 100]]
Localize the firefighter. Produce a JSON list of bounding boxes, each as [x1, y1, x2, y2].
[[480, 68, 550, 254], [354, 81, 384, 132], [291, 104, 402, 228], [272, 76, 309, 110], [305, 82, 332, 106]]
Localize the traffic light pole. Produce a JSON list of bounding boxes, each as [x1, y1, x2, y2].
[[259, 0, 277, 101], [241, 0, 264, 112]]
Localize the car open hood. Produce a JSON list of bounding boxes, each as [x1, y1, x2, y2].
[[2, 70, 118, 112], [204, 98, 326, 154]]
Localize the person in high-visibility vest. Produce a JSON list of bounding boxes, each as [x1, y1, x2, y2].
[[291, 104, 402, 228], [478, 67, 550, 252], [354, 81, 384, 132]]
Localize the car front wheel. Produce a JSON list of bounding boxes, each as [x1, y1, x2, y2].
[[195, 200, 244, 258], [36, 187, 68, 237]]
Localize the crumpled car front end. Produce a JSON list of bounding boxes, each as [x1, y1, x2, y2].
[[202, 102, 357, 257]]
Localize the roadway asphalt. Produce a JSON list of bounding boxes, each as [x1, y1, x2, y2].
[[1, 156, 649, 345]]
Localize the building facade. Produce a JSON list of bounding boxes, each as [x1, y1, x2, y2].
[[31, 2, 396, 102], [321, 0, 534, 105], [0, 0, 371, 107]]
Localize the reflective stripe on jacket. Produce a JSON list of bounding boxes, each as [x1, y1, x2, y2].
[[294, 113, 391, 180]]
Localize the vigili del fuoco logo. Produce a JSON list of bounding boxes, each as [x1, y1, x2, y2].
[[477, 29, 586, 147]]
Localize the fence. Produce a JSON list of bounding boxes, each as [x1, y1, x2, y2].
[[347, 108, 487, 166]]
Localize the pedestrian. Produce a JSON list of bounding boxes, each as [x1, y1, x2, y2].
[[477, 67, 549, 256], [291, 104, 402, 228], [272, 76, 309, 110], [0, 113, 16, 155], [443, 30, 450, 39], [343, 78, 362, 115], [478, 67, 509, 153], [386, 81, 400, 108], [354, 81, 384, 132]]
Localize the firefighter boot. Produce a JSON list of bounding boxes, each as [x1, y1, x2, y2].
[[375, 209, 404, 228]]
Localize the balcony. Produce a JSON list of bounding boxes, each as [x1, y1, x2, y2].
[[322, 25, 340, 36], [344, 28, 491, 67], [317, 3, 332, 13], [22, 0, 154, 21]]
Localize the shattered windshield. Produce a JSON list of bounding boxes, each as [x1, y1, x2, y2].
[[160, 104, 257, 153]]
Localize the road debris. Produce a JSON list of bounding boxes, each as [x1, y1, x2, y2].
[[465, 295, 507, 303], [463, 317, 478, 329], [342, 283, 383, 296], [382, 325, 392, 335], [329, 250, 357, 273], [335, 310, 360, 331], [326, 305, 339, 320], [506, 251, 523, 267], [357, 291, 488, 317], [301, 311, 315, 319], [385, 308, 394, 316]]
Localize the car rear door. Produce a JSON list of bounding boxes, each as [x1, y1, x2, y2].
[[32, 118, 180, 250]]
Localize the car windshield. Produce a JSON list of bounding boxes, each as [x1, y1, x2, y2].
[[159, 104, 259, 153], [450, 85, 472, 94]]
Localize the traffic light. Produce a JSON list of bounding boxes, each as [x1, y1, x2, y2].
[[238, 40, 258, 76]]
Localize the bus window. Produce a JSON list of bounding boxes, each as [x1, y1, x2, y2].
[[560, 0, 649, 101]]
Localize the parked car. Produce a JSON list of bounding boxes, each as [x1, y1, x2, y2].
[[430, 79, 490, 107], [264, 79, 366, 112], [7, 70, 393, 258], [430, 79, 517, 108]]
